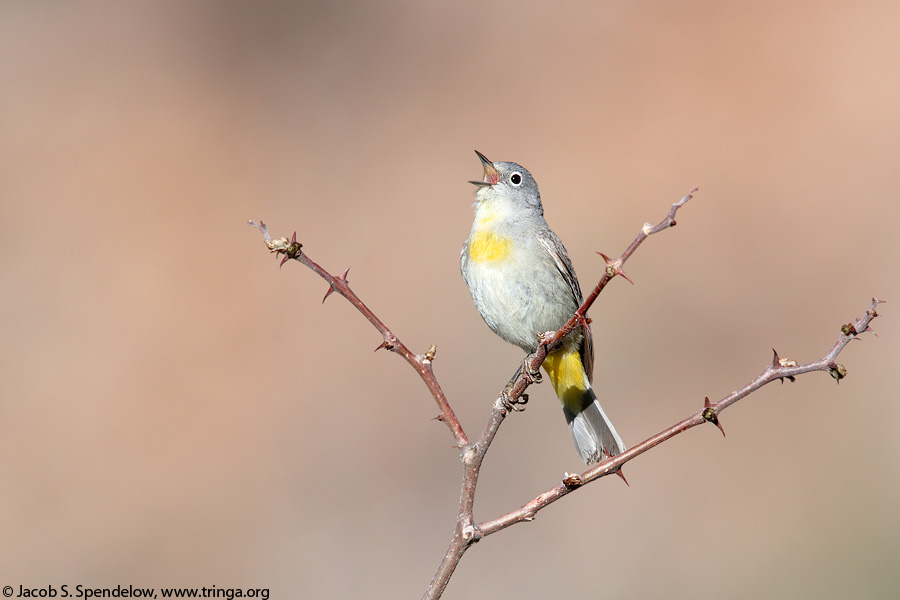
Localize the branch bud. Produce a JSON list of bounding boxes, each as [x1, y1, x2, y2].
[[424, 344, 437, 362], [702, 397, 726, 437], [562, 473, 583, 488], [841, 323, 857, 336], [829, 363, 848, 383]]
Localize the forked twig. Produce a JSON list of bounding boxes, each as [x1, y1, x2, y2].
[[248, 186, 882, 600], [247, 222, 467, 448]]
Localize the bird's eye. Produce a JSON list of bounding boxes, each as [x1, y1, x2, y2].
[[510, 173, 522, 185]]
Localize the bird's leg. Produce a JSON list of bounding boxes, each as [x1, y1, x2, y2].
[[500, 364, 531, 412], [521, 355, 543, 384]]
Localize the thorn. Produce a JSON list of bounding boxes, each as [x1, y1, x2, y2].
[[596, 447, 626, 486], [273, 231, 303, 267], [433, 414, 445, 422], [772, 352, 798, 383], [374, 340, 394, 352], [866, 325, 879, 338], [597, 252, 634, 284], [322, 267, 350, 303], [702, 397, 726, 437], [599, 447, 630, 485], [714, 419, 726, 437]]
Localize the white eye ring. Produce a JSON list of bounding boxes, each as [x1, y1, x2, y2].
[[510, 172, 522, 185]]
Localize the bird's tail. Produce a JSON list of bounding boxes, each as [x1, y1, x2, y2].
[[543, 347, 625, 464], [562, 386, 625, 464]]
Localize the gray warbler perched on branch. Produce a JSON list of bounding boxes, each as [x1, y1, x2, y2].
[[460, 151, 625, 463]]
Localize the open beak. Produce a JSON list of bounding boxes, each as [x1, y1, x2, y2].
[[469, 150, 499, 187]]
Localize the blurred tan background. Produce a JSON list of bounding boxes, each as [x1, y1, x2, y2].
[[2, 1, 898, 598]]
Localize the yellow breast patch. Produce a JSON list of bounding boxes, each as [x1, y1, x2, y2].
[[469, 230, 512, 263]]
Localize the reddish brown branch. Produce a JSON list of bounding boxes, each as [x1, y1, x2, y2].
[[247, 221, 468, 448], [248, 197, 882, 600], [477, 297, 882, 536], [505, 188, 696, 414]]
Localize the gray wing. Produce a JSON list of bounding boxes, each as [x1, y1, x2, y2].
[[536, 230, 594, 383], [459, 242, 470, 286], [536, 230, 582, 304]]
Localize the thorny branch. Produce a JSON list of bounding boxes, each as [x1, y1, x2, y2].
[[247, 221, 467, 448], [503, 188, 696, 410], [474, 297, 883, 537], [249, 186, 883, 600]]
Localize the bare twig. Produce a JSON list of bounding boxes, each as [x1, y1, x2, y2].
[[247, 221, 468, 448], [476, 297, 883, 536], [505, 187, 698, 408], [248, 191, 882, 600]]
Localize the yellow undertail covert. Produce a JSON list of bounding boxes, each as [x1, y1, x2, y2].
[[542, 348, 590, 412]]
